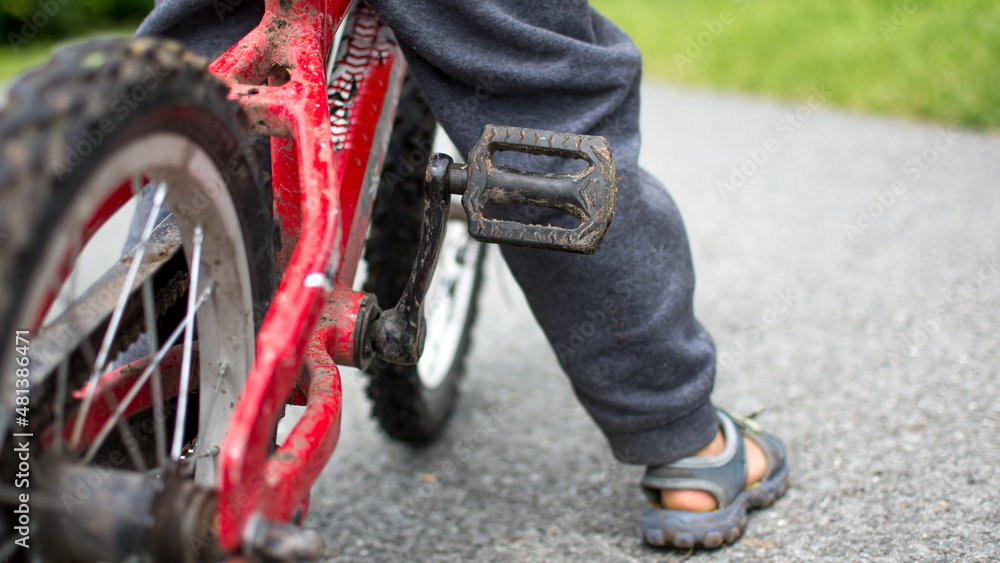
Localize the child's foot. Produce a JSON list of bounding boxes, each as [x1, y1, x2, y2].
[[639, 410, 788, 550], [659, 428, 768, 511]]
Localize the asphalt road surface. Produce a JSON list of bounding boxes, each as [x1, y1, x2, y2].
[[300, 82, 1000, 562]]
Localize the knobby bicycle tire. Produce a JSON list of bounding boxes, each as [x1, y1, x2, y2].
[[0, 37, 277, 562]]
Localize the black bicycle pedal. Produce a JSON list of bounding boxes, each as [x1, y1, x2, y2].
[[446, 124, 618, 254]]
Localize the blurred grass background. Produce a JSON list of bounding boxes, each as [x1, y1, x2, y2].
[[591, 0, 1000, 129], [0, 0, 151, 81], [1, 0, 997, 129]]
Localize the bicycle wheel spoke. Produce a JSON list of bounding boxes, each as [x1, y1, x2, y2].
[[141, 276, 167, 468], [81, 286, 212, 464], [79, 338, 96, 366], [71, 182, 168, 449], [54, 235, 83, 315], [0, 481, 152, 524], [0, 483, 93, 516], [53, 360, 69, 454], [130, 172, 142, 197], [171, 225, 203, 462], [100, 389, 148, 472], [69, 233, 82, 298], [188, 363, 226, 474]]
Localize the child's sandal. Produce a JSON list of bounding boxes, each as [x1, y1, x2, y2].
[[639, 409, 789, 549]]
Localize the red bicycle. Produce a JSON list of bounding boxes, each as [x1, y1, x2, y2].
[[0, 1, 617, 560]]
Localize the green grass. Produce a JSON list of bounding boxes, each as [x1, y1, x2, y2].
[[591, 0, 1000, 129], [0, 40, 56, 83], [2, 5, 997, 129], [0, 25, 138, 84]]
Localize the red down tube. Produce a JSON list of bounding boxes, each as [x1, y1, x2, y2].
[[208, 0, 406, 551]]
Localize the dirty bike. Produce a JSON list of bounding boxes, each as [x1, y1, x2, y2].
[[0, 0, 617, 560]]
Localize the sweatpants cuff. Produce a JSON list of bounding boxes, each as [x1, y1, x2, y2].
[[607, 401, 719, 466]]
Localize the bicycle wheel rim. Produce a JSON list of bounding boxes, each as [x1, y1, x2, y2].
[[8, 131, 254, 483], [418, 217, 482, 389]]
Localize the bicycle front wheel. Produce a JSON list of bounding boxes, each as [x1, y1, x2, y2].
[[0, 38, 277, 562]]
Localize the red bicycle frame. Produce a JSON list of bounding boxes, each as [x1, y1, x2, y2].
[[208, 0, 405, 551]]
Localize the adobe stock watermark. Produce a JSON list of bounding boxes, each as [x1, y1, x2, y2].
[[842, 128, 956, 242], [886, 256, 999, 368], [385, 402, 510, 519], [547, 0, 585, 27], [878, 0, 928, 40], [550, 251, 675, 364], [213, 0, 250, 21], [434, 72, 504, 125], [673, 0, 752, 72], [717, 86, 831, 202], [48, 64, 172, 181], [717, 288, 796, 369], [379, 133, 436, 194]]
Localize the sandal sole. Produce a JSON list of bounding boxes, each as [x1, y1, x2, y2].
[[639, 463, 789, 550]]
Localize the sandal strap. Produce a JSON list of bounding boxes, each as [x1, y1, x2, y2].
[[641, 410, 747, 508], [730, 411, 786, 482]]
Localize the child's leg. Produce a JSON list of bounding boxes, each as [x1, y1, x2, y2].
[[367, 0, 719, 465]]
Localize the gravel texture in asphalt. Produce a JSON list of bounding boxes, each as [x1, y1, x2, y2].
[[302, 82, 1000, 562]]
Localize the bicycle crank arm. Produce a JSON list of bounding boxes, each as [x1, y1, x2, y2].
[[446, 124, 618, 254], [367, 154, 453, 365], [365, 127, 618, 366]]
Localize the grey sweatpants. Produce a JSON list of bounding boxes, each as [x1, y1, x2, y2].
[[137, 0, 719, 466]]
